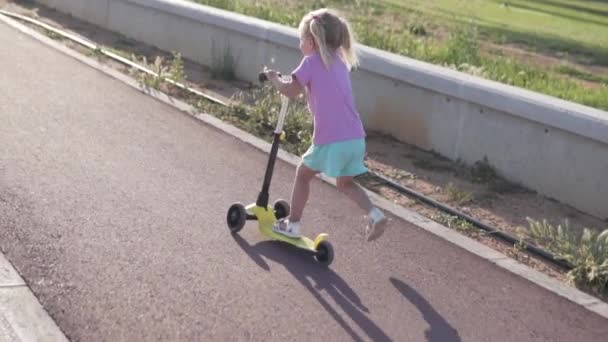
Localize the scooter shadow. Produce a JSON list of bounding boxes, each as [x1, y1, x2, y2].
[[232, 233, 394, 342]]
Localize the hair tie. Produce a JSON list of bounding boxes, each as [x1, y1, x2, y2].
[[312, 14, 320, 21]]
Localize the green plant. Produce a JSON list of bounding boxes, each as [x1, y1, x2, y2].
[[44, 30, 63, 41], [85, 46, 104, 60], [471, 157, 497, 184], [132, 55, 167, 90], [169, 51, 186, 85], [195, 85, 312, 156], [527, 218, 608, 294], [433, 213, 473, 233], [445, 182, 473, 205], [509, 227, 529, 261]]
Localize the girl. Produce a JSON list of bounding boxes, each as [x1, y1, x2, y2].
[[263, 8, 387, 242]]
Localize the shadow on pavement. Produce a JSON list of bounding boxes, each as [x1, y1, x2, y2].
[[232, 233, 393, 342], [390, 277, 461, 342]]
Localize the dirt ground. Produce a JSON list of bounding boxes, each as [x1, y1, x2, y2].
[[2, 1, 606, 291]]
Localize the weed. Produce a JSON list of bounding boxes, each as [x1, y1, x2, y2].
[[169, 51, 186, 85], [127, 51, 187, 93], [131, 55, 167, 90], [527, 218, 608, 294], [467, 157, 524, 194], [85, 47, 104, 59], [195, 85, 312, 156], [44, 29, 62, 41], [470, 157, 497, 184], [433, 212, 474, 233], [509, 227, 529, 261], [445, 182, 474, 205]]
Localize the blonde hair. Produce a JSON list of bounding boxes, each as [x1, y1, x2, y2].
[[298, 8, 359, 70]]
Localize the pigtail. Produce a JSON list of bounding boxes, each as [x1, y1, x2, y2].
[[339, 17, 359, 70], [310, 17, 333, 70]]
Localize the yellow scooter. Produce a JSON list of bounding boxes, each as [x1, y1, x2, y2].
[[226, 72, 334, 267]]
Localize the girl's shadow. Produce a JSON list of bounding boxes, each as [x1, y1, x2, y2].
[[232, 233, 393, 342]]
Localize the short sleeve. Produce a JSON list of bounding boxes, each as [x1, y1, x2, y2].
[[291, 56, 313, 88]]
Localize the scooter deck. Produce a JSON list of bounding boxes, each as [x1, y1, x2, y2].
[[247, 203, 327, 252], [259, 223, 318, 251]]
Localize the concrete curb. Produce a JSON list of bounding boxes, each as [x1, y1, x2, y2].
[[0, 254, 69, 342], [2, 11, 607, 324]]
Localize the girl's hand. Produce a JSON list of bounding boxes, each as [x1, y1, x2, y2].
[[262, 67, 303, 98], [263, 67, 280, 82]]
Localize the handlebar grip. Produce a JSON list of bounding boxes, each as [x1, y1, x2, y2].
[[258, 72, 268, 83], [258, 71, 282, 83]]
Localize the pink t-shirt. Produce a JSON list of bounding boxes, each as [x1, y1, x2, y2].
[[291, 52, 366, 145]]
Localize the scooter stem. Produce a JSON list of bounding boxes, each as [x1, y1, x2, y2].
[[256, 93, 289, 208]]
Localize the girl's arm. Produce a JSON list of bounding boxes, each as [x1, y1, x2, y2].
[[265, 70, 304, 98]]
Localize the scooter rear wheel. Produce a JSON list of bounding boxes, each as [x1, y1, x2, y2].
[[315, 240, 334, 267], [227, 203, 247, 233]]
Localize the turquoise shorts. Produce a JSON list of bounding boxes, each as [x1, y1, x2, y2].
[[302, 138, 368, 178]]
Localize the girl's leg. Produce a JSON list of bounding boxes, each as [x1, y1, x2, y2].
[[335, 176, 373, 212], [273, 162, 318, 238], [336, 176, 387, 241], [289, 162, 319, 222]]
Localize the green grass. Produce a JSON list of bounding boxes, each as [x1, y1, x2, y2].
[[191, 0, 608, 111], [555, 65, 608, 85], [379, 0, 608, 65]]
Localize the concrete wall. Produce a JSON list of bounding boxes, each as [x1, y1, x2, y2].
[[36, 0, 110, 28], [34, 0, 608, 219]]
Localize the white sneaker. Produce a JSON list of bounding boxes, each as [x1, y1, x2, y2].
[[366, 207, 387, 241], [272, 218, 301, 238]]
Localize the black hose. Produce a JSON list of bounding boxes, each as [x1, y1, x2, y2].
[[367, 171, 574, 271]]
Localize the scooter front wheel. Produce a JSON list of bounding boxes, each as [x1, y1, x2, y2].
[[227, 203, 247, 233], [315, 240, 334, 267], [273, 199, 290, 220]]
